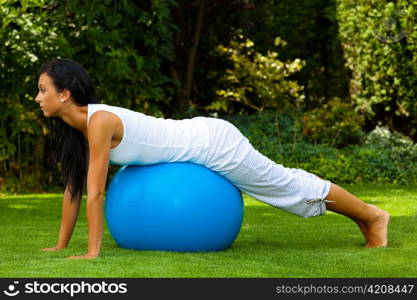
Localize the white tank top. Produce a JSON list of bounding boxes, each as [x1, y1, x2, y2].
[[87, 104, 209, 165]]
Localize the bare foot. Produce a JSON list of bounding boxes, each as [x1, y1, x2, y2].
[[363, 204, 390, 248]]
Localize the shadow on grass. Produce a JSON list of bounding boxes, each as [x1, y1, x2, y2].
[[0, 195, 62, 225]]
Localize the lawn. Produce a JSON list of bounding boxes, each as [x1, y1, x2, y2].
[[0, 184, 416, 278]]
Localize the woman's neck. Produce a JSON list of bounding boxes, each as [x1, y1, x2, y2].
[[59, 104, 89, 138]]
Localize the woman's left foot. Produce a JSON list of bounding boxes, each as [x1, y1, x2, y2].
[[363, 204, 390, 248]]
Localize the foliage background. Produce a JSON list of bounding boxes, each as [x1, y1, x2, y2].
[[1, 0, 416, 192]]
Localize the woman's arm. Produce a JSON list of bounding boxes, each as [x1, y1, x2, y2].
[[41, 185, 81, 251], [67, 111, 113, 259]]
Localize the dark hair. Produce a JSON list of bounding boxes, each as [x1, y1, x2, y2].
[[40, 58, 100, 201]]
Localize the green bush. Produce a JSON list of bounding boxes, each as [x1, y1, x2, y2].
[[225, 111, 303, 158], [242, 0, 350, 107], [2, 0, 417, 192], [51, 0, 177, 115], [208, 35, 305, 114], [302, 97, 365, 148], [227, 113, 417, 185], [0, 0, 178, 192], [336, 0, 417, 139], [0, 0, 59, 193]]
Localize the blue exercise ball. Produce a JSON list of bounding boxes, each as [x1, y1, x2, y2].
[[105, 162, 244, 252]]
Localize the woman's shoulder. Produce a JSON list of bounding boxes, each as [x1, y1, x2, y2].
[[88, 103, 110, 110], [88, 103, 125, 118], [89, 110, 119, 125], [87, 104, 122, 127]]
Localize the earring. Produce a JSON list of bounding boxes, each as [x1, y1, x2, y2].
[[60, 99, 65, 103]]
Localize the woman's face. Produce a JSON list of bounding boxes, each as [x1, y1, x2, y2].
[[35, 73, 64, 117]]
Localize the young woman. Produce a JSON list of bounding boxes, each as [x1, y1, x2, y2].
[[37, 59, 390, 259]]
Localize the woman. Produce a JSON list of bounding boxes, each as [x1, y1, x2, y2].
[[37, 59, 389, 259]]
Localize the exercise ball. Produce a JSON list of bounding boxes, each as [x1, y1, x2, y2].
[[105, 162, 244, 252]]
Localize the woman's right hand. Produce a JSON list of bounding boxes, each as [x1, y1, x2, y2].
[[40, 186, 81, 254], [41, 246, 65, 252]]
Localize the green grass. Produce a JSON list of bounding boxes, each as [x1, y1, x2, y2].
[[0, 184, 416, 278]]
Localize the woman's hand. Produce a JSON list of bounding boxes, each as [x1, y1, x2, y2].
[[66, 254, 98, 259], [82, 112, 113, 261], [41, 246, 66, 252], [43, 186, 81, 254]]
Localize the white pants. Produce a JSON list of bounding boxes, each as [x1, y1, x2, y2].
[[196, 117, 331, 218]]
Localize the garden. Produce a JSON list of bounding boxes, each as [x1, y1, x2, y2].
[[1, 0, 417, 278]]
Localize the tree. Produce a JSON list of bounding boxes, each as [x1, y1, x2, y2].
[[169, 0, 255, 115], [0, 0, 59, 191]]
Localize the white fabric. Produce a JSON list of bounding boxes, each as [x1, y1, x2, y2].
[[87, 104, 209, 166], [196, 117, 331, 218], [87, 104, 331, 218]]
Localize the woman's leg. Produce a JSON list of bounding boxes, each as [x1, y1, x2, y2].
[[199, 118, 390, 247], [325, 183, 390, 247]]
